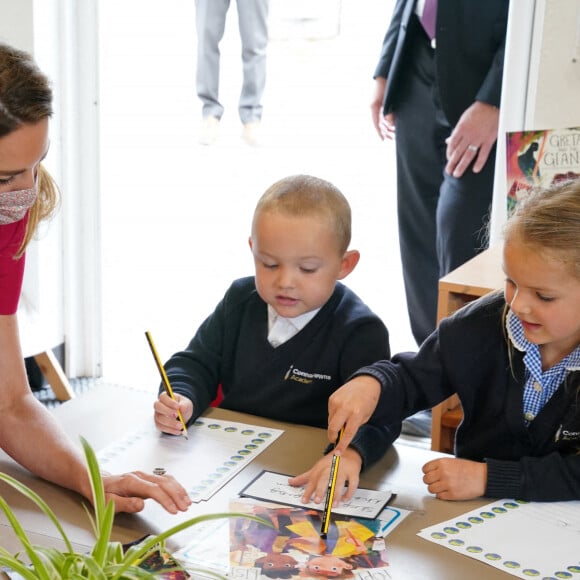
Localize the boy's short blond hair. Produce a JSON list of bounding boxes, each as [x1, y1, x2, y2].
[[252, 175, 352, 254]]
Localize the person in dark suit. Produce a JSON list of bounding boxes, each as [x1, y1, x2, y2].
[[371, 0, 510, 347], [370, 0, 509, 437]]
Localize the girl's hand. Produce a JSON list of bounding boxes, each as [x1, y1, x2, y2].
[[328, 376, 381, 454], [288, 447, 363, 506], [153, 392, 193, 435], [422, 457, 487, 500]]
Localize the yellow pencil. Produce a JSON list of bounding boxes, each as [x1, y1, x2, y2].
[[320, 427, 344, 538], [145, 330, 189, 439]]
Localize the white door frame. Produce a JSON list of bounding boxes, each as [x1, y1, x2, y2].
[[31, 0, 102, 377]]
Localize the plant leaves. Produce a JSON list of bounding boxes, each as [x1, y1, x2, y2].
[[80, 436, 108, 531], [91, 498, 116, 566], [0, 438, 271, 579], [0, 495, 51, 580], [0, 472, 74, 553], [0, 552, 38, 580]]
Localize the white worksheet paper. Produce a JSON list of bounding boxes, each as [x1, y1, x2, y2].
[[97, 417, 283, 502], [240, 470, 393, 519], [418, 499, 580, 578]]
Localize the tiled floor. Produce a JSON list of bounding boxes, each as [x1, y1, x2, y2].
[[97, 0, 415, 392]]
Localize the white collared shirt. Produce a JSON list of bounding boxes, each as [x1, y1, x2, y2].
[[267, 305, 320, 348], [415, 0, 427, 18]]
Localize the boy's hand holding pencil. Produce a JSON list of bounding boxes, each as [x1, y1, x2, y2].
[[145, 331, 191, 439], [153, 391, 194, 437]]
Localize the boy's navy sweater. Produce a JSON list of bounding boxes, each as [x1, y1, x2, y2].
[[356, 291, 580, 501], [166, 277, 400, 468]]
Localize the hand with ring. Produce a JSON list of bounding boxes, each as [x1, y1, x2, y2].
[[444, 101, 500, 178], [101, 469, 191, 514]]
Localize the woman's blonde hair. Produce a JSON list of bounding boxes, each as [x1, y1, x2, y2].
[[0, 42, 59, 257], [252, 174, 352, 254]]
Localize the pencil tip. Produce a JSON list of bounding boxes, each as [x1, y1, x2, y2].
[[320, 533, 327, 540]]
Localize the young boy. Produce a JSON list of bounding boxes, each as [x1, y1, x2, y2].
[[154, 174, 400, 497]]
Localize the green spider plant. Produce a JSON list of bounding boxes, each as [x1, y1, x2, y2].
[[0, 436, 262, 579]]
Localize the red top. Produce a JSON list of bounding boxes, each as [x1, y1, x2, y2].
[[0, 215, 28, 315]]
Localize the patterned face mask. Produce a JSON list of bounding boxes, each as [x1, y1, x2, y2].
[[0, 187, 38, 225]]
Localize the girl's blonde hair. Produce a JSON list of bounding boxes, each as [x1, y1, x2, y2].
[[503, 179, 580, 279], [0, 42, 59, 257], [502, 179, 580, 372], [252, 174, 352, 254]]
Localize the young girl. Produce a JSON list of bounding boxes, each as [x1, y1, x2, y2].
[[0, 42, 191, 514], [312, 179, 580, 503]]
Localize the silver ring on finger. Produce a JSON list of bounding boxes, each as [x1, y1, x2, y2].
[[467, 144, 478, 152]]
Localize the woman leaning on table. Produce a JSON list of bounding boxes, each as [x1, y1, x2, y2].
[[0, 42, 191, 514]]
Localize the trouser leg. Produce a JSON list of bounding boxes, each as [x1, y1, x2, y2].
[[195, 0, 229, 119], [394, 31, 495, 345], [394, 39, 447, 346], [236, 0, 269, 124], [436, 152, 495, 278]]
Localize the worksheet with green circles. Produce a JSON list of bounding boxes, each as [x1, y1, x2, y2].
[[418, 499, 580, 579], [97, 417, 283, 502]]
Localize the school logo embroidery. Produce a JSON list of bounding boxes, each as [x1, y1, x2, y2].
[[554, 425, 580, 442], [284, 365, 332, 384]]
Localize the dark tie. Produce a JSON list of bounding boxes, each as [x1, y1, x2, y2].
[[420, 0, 437, 40]]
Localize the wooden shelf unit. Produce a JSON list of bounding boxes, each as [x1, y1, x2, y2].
[[431, 244, 504, 453]]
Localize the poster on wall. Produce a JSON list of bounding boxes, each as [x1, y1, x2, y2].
[[505, 127, 580, 213]]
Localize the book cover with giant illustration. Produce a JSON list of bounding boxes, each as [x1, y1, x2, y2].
[[506, 127, 580, 212]]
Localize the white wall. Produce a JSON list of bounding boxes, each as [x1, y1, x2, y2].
[[491, 0, 580, 240], [0, 1, 33, 49], [0, 1, 100, 376], [0, 0, 65, 357], [529, 0, 580, 129]]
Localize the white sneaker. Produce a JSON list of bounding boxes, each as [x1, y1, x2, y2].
[[198, 116, 219, 146], [241, 121, 261, 147]]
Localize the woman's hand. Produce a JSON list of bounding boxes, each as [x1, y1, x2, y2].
[[153, 392, 193, 436], [422, 457, 487, 500], [288, 447, 363, 506], [101, 470, 192, 514]]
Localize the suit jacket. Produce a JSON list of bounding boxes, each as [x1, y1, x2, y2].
[[374, 0, 510, 126]]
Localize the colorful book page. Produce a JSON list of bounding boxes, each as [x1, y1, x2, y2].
[[505, 127, 580, 213], [136, 544, 191, 578], [240, 470, 393, 519], [418, 499, 580, 579], [97, 418, 283, 502], [174, 503, 409, 578], [229, 498, 393, 580]]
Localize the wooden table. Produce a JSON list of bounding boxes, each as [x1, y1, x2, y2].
[[0, 385, 510, 579], [431, 245, 505, 453]]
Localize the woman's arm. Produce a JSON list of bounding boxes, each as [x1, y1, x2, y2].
[[0, 314, 191, 513]]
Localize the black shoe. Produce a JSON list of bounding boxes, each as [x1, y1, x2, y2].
[[402, 410, 432, 438]]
